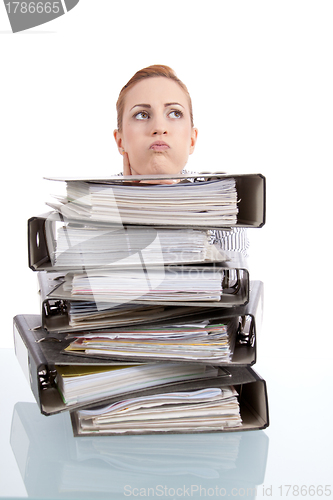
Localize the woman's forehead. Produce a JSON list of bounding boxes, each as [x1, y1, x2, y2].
[[123, 77, 190, 111]]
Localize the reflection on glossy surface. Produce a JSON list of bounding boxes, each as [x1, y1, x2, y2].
[[11, 402, 268, 499]]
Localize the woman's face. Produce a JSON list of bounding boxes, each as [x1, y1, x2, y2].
[[114, 77, 198, 175]]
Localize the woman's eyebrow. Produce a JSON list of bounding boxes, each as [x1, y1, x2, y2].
[[130, 104, 151, 111], [164, 102, 185, 108]]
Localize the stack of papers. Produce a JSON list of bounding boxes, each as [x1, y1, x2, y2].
[[62, 267, 224, 303], [68, 302, 168, 329], [49, 178, 238, 226], [64, 319, 238, 364], [66, 301, 210, 330], [55, 362, 219, 406], [74, 387, 242, 435], [49, 224, 226, 267]]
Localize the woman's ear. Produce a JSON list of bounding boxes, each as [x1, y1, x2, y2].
[[189, 128, 198, 155], [113, 129, 125, 155]]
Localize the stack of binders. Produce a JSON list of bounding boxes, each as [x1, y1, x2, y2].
[[13, 172, 269, 436]]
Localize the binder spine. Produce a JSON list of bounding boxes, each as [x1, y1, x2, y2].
[[13, 315, 55, 409], [237, 370, 269, 431], [238, 280, 263, 343], [42, 298, 69, 331], [28, 215, 50, 271], [237, 315, 255, 347], [246, 280, 264, 341], [235, 174, 266, 228], [70, 366, 269, 435]]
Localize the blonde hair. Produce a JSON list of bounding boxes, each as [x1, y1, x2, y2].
[[116, 65, 194, 132]]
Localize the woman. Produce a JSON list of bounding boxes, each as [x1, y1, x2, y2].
[[113, 64, 248, 254], [113, 65, 198, 181]]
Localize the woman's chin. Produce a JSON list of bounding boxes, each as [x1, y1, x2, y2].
[[135, 159, 185, 176]]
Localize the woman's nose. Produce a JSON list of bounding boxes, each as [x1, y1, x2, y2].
[[151, 117, 167, 135], [153, 128, 167, 135]]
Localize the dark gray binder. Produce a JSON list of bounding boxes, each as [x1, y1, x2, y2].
[[44, 172, 266, 228], [37, 274, 260, 341], [28, 212, 232, 272], [70, 366, 269, 436], [37, 262, 250, 320], [14, 281, 261, 373], [47, 281, 263, 366]]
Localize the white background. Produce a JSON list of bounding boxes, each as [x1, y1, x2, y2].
[[0, 1, 333, 496], [1, 0, 332, 354], [1, 0, 333, 352]]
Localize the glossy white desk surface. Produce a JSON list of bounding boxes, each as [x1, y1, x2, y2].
[[0, 348, 332, 500]]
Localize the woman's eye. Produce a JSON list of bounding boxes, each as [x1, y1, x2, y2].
[[169, 110, 183, 119], [135, 111, 149, 120]]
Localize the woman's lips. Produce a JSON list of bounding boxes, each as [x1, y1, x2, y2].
[[149, 141, 170, 151]]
